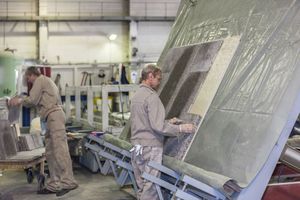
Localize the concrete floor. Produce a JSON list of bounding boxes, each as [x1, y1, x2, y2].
[[0, 165, 135, 200]]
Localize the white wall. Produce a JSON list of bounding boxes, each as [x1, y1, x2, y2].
[[0, 0, 180, 64], [0, 22, 37, 59], [0, 20, 173, 65], [50, 64, 127, 95], [1, 0, 180, 90], [47, 22, 129, 64], [51, 68, 73, 94], [135, 21, 173, 62]]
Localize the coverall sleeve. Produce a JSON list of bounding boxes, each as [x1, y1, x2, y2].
[[146, 94, 180, 137], [23, 77, 43, 107]]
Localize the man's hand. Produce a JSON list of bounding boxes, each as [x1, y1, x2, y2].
[[169, 117, 183, 125], [180, 124, 196, 134], [8, 97, 22, 106]]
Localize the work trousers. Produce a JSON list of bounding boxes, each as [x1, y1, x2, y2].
[[131, 146, 163, 200], [45, 110, 78, 192]]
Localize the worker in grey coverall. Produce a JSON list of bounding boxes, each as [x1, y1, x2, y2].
[[9, 67, 78, 197], [130, 64, 196, 200]]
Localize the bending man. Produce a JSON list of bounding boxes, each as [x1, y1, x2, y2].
[[9, 67, 78, 197]]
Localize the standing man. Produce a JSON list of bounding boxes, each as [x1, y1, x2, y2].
[[9, 67, 78, 197], [130, 64, 196, 200]]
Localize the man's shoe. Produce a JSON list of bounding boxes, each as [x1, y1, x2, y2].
[[37, 188, 56, 195], [56, 186, 78, 197]]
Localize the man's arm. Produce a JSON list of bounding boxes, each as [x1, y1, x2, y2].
[[147, 94, 195, 136], [8, 77, 43, 107], [168, 117, 184, 125], [22, 77, 43, 107]]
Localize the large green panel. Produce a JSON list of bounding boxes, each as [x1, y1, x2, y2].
[[0, 53, 22, 98]]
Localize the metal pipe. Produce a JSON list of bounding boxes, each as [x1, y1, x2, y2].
[[280, 145, 300, 172]]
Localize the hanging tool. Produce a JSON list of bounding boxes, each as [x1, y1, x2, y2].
[[87, 73, 93, 86], [81, 71, 88, 86]]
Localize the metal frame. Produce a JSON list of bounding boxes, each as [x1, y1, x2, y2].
[[84, 136, 112, 175], [84, 133, 227, 200], [141, 161, 226, 200], [84, 134, 138, 194]]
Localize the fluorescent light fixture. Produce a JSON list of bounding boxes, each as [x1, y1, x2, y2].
[[108, 34, 117, 41]]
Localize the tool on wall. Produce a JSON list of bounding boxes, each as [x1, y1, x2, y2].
[[118, 64, 130, 124], [81, 71, 88, 86], [87, 73, 93, 86], [81, 72, 93, 86], [98, 69, 106, 85], [54, 73, 62, 95]]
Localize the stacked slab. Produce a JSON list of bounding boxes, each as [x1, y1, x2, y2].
[[18, 134, 44, 151], [0, 120, 18, 160]]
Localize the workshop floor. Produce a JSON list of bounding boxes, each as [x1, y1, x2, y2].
[[0, 165, 135, 200]]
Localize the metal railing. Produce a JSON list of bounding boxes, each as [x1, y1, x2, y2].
[[65, 84, 138, 131]]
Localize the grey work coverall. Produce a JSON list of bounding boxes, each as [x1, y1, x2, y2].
[[130, 84, 180, 200], [23, 75, 77, 192]]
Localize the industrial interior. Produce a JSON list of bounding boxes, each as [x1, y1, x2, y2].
[[1, 0, 300, 200]]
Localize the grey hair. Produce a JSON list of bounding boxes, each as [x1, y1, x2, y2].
[[25, 66, 41, 76], [140, 64, 161, 81]]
